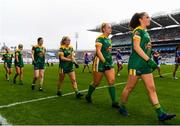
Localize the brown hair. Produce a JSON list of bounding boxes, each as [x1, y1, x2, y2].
[[176, 45, 180, 51], [37, 37, 43, 42], [18, 44, 23, 49], [129, 12, 146, 29]]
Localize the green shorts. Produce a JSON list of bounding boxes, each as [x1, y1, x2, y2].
[[5, 62, 12, 68], [92, 56, 114, 72], [128, 61, 152, 76], [59, 63, 74, 74], [15, 62, 24, 68], [59, 65, 74, 74], [34, 62, 45, 70]]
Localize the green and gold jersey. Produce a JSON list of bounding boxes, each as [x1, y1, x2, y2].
[[128, 26, 152, 70], [32, 45, 46, 63], [131, 26, 152, 57], [59, 45, 74, 70], [2, 53, 13, 63], [14, 49, 24, 65], [95, 35, 113, 62]]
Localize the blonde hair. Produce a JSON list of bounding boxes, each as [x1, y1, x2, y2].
[[100, 23, 108, 33], [61, 36, 70, 45]]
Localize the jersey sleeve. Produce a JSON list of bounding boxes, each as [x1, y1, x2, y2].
[[95, 37, 103, 47], [133, 29, 142, 42], [15, 51, 19, 56], [2, 54, 5, 60], [32, 46, 35, 51], [58, 47, 64, 56]]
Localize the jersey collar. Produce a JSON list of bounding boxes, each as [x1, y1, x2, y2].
[[133, 26, 144, 33]]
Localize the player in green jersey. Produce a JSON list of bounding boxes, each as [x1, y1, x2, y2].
[[31, 37, 46, 91], [57, 36, 83, 98], [2, 48, 13, 81], [13, 44, 24, 85], [85, 23, 119, 108], [118, 12, 176, 121]]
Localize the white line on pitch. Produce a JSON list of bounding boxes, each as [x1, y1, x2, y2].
[[0, 71, 178, 109]]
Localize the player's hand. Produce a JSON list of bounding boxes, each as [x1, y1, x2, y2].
[[147, 59, 157, 70], [71, 58, 79, 68], [32, 60, 36, 65], [74, 63, 79, 68]]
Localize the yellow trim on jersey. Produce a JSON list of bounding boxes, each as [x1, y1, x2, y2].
[[132, 26, 144, 33], [3, 52, 13, 55], [97, 34, 108, 39], [93, 56, 99, 72], [129, 69, 136, 76], [60, 44, 73, 49], [133, 35, 141, 41], [95, 42, 103, 47], [15, 49, 20, 56], [58, 52, 63, 56], [33, 45, 44, 48]]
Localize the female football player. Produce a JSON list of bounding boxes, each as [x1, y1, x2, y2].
[[2, 48, 13, 81], [31, 37, 46, 91], [57, 36, 83, 98], [173, 45, 180, 79], [85, 23, 119, 108], [118, 12, 176, 121], [13, 44, 24, 85]]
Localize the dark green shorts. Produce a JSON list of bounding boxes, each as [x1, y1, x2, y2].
[[15, 62, 24, 68], [128, 56, 153, 76], [59, 67, 74, 74], [34, 63, 45, 70], [59, 62, 74, 74], [5, 62, 12, 68], [92, 56, 114, 72], [128, 64, 152, 76]]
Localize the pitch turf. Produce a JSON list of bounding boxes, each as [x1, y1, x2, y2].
[[0, 64, 179, 125]]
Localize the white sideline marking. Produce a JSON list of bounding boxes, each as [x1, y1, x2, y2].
[[0, 114, 11, 126], [0, 72, 177, 109]]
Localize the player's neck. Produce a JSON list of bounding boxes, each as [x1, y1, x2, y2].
[[140, 24, 147, 29], [102, 33, 109, 38], [64, 44, 69, 48]]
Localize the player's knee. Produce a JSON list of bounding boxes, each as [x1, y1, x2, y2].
[[71, 79, 76, 84], [147, 86, 156, 93], [39, 75, 44, 78], [125, 85, 134, 92], [108, 79, 115, 85]]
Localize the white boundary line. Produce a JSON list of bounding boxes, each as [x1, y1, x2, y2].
[[0, 71, 178, 125], [0, 72, 177, 109], [0, 114, 11, 126]]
